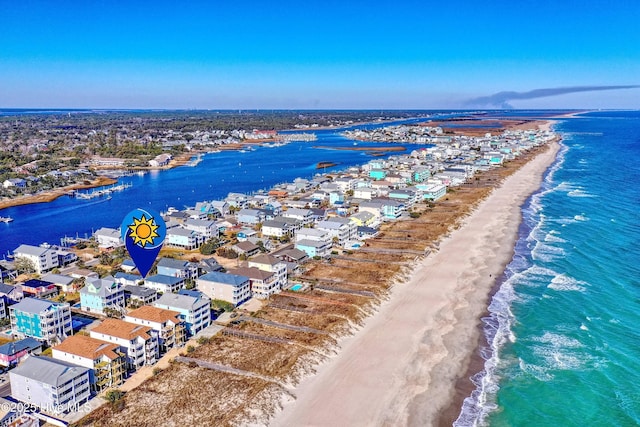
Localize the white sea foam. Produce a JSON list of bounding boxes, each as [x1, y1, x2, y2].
[[518, 359, 555, 381], [532, 241, 566, 262], [548, 274, 587, 292], [544, 231, 567, 243], [454, 141, 569, 427], [568, 189, 595, 198]]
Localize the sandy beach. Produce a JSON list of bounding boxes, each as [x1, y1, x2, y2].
[[271, 139, 560, 427]]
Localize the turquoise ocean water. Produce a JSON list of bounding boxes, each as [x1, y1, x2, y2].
[[456, 111, 640, 426]]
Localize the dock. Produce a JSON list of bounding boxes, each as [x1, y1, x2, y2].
[[74, 182, 132, 199]]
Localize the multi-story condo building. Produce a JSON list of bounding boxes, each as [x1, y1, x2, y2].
[[10, 356, 90, 414], [124, 306, 186, 354], [196, 272, 251, 306], [90, 318, 159, 371], [10, 298, 72, 346], [153, 291, 211, 336], [13, 244, 59, 274], [227, 267, 277, 300], [52, 335, 125, 393]]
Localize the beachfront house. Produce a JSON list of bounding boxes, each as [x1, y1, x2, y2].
[[316, 218, 358, 247], [52, 335, 125, 393], [153, 291, 211, 336], [2, 178, 26, 189], [357, 200, 385, 219], [10, 356, 91, 414], [79, 277, 126, 315], [124, 306, 187, 353], [388, 188, 419, 206], [295, 239, 332, 259], [247, 254, 288, 293], [10, 298, 72, 345], [417, 183, 447, 201], [89, 318, 159, 371], [13, 244, 59, 274], [349, 211, 377, 227], [196, 271, 251, 306], [227, 267, 278, 300]]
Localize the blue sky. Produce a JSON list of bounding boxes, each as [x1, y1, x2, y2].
[[1, 0, 639, 109]]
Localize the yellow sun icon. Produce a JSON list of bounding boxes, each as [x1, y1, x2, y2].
[[128, 214, 160, 247]]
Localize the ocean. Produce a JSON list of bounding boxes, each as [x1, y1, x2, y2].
[[456, 110, 640, 426]]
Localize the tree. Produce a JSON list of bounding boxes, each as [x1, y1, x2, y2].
[[14, 257, 36, 274]]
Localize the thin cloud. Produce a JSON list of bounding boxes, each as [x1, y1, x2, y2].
[[464, 85, 640, 109]]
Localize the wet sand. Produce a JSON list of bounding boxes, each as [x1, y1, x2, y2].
[[271, 140, 560, 427]]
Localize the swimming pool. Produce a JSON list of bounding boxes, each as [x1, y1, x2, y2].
[[290, 284, 303, 291]]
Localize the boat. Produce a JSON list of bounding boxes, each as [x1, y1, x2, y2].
[[0, 216, 13, 223]]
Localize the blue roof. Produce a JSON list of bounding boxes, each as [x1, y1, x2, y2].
[[10, 297, 65, 314], [157, 257, 189, 269], [0, 283, 16, 294], [22, 279, 54, 289], [114, 272, 143, 281], [178, 289, 205, 298], [198, 271, 249, 287], [145, 274, 184, 285], [0, 337, 41, 356]]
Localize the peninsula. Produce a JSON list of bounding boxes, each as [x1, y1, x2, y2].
[[44, 114, 559, 427]]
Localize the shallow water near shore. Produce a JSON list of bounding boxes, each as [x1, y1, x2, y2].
[[457, 111, 640, 426]]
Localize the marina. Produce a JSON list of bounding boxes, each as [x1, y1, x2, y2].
[[73, 182, 132, 199]]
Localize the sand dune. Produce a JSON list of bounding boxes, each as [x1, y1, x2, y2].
[[271, 140, 560, 427]]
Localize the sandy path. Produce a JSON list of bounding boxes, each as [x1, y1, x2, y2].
[[270, 141, 560, 427]]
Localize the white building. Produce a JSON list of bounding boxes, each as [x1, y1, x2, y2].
[[90, 318, 159, 371], [124, 306, 187, 353], [52, 335, 125, 392], [153, 291, 211, 336], [247, 254, 288, 293], [196, 272, 251, 306], [316, 218, 358, 247], [10, 356, 91, 414], [94, 227, 124, 248], [13, 245, 59, 274]]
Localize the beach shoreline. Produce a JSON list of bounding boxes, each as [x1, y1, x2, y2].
[[270, 138, 560, 427]]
